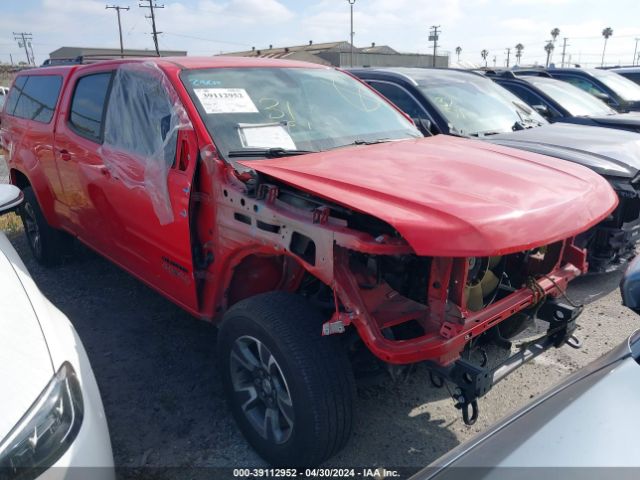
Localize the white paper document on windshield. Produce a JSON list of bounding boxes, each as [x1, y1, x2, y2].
[[194, 88, 259, 114], [237, 123, 297, 150]]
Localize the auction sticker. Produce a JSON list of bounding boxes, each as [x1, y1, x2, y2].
[[238, 123, 296, 150], [194, 88, 259, 114]]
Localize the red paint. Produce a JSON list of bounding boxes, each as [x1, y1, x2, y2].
[[245, 136, 617, 257], [0, 57, 618, 366]]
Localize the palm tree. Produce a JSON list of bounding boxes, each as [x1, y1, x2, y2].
[[544, 41, 554, 67], [455, 46, 462, 62], [601, 27, 613, 66], [549, 28, 560, 63], [515, 43, 524, 65], [481, 49, 489, 67]]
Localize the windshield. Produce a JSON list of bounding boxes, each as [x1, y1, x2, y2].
[[529, 78, 617, 116], [591, 69, 640, 101], [416, 74, 547, 136], [181, 67, 420, 159]]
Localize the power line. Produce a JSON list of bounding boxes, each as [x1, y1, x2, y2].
[[139, 0, 164, 56], [106, 5, 130, 57], [13, 32, 33, 65]]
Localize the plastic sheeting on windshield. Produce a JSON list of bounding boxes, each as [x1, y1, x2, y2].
[[99, 62, 192, 225]]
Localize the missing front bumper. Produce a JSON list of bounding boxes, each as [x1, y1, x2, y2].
[[428, 297, 583, 426]]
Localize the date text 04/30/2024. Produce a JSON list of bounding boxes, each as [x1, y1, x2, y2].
[[232, 468, 402, 478]]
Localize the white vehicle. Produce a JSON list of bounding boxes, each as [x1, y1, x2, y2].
[[0, 86, 8, 107], [0, 184, 114, 479]]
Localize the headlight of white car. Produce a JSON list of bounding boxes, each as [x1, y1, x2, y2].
[[0, 362, 84, 478]]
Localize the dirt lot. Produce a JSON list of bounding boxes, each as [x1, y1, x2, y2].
[[2, 223, 639, 477]]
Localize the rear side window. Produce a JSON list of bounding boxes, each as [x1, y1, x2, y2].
[[69, 72, 112, 142], [4, 75, 62, 123], [3, 76, 27, 114]]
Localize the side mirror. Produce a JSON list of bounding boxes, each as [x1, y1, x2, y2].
[[0, 184, 23, 214], [532, 104, 551, 118], [413, 117, 434, 137], [592, 91, 611, 102], [621, 256, 640, 314]]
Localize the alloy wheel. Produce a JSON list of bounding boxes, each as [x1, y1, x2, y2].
[[229, 335, 294, 444]]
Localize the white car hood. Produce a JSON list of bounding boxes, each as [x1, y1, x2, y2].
[[0, 239, 54, 441]]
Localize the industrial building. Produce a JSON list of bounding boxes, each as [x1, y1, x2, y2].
[[220, 41, 449, 68], [48, 46, 187, 62]]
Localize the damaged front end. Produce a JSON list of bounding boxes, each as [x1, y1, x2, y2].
[[577, 176, 640, 272], [209, 163, 590, 426]]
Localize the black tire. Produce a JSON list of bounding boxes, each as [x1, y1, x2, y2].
[[218, 292, 356, 467], [19, 186, 72, 266]]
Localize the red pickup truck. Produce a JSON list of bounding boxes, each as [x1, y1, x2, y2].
[[0, 57, 617, 466]]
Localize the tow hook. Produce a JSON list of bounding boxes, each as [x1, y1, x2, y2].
[[454, 393, 479, 426], [429, 297, 583, 428], [566, 334, 582, 349]]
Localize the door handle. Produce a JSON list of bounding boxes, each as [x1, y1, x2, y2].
[[59, 149, 71, 161]]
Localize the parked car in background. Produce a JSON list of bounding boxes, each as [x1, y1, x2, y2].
[[486, 70, 640, 133], [352, 67, 640, 272], [610, 66, 640, 86], [525, 67, 640, 112], [0, 184, 114, 479], [0, 57, 618, 466], [416, 332, 640, 478], [411, 257, 640, 479]]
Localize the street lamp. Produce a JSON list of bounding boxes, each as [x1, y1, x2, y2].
[[347, 0, 356, 67]]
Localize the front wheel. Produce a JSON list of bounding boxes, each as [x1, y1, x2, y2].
[[217, 292, 356, 467]]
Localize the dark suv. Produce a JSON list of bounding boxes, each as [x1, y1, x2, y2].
[[529, 67, 640, 112], [487, 70, 640, 133]]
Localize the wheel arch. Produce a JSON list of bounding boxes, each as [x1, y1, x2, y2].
[[10, 167, 62, 229]]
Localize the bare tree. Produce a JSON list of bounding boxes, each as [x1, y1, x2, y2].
[[601, 27, 613, 66], [455, 46, 462, 62]]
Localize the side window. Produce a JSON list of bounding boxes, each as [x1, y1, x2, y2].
[[100, 63, 189, 225], [368, 81, 428, 120], [69, 73, 113, 142], [559, 76, 606, 96], [11, 75, 63, 123], [103, 67, 179, 167], [501, 83, 545, 107], [622, 72, 640, 85], [3, 76, 27, 116]]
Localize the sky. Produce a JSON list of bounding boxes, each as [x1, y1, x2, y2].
[[1, 0, 640, 67]]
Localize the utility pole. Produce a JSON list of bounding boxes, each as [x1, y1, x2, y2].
[[139, 0, 164, 56], [347, 0, 356, 67], [560, 38, 569, 67], [106, 5, 130, 58], [13, 32, 33, 65], [429, 25, 440, 68], [505, 47, 511, 67], [634, 38, 640, 66]]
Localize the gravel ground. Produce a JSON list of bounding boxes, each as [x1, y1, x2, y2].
[[2, 228, 639, 478]]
